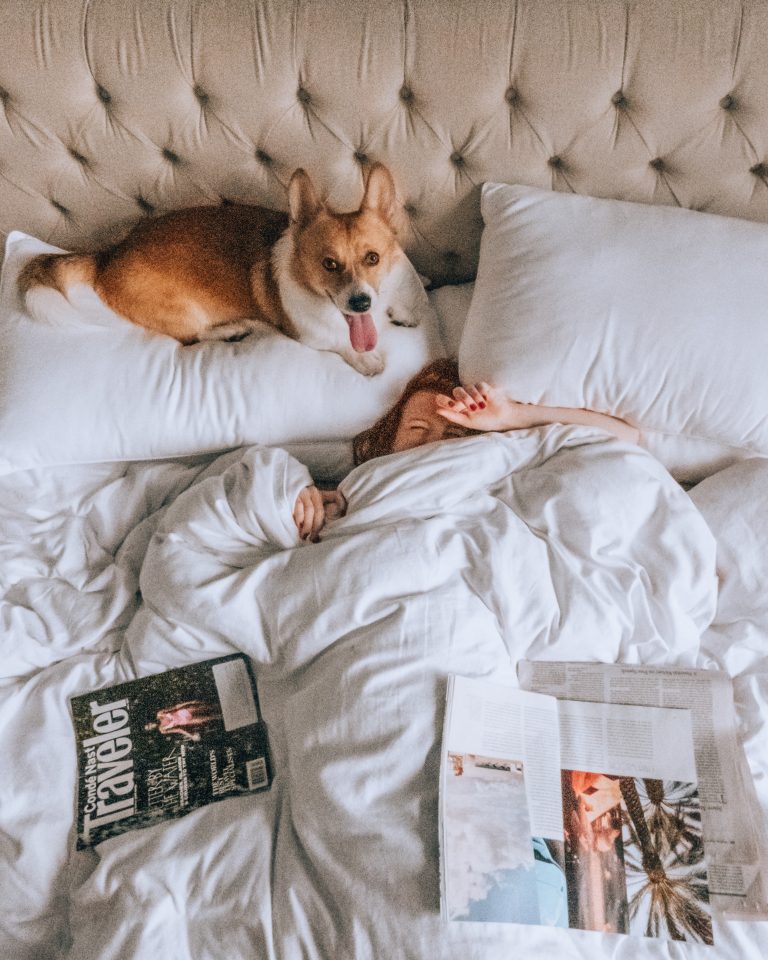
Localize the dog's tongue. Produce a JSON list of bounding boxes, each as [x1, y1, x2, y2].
[[345, 313, 377, 352]]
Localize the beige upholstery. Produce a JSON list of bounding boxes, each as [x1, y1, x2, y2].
[[1, 0, 767, 284]]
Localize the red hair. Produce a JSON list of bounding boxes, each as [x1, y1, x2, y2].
[[352, 357, 463, 464]]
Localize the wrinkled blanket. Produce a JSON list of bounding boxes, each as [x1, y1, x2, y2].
[[1, 426, 767, 960]]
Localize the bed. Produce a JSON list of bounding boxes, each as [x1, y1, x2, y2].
[[1, 1, 767, 958]]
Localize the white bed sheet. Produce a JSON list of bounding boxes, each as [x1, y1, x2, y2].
[[1, 430, 767, 960]]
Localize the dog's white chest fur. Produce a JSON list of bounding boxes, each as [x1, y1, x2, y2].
[[272, 234, 350, 351]]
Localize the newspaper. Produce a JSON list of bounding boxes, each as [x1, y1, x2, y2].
[[440, 674, 715, 943], [517, 660, 768, 920], [70, 654, 272, 848]]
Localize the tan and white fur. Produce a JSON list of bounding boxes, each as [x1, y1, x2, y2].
[[18, 163, 413, 375]]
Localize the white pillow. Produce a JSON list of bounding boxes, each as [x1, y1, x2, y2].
[[459, 183, 768, 482], [0, 232, 443, 475]]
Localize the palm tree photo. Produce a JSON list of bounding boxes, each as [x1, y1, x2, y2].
[[619, 778, 713, 944]]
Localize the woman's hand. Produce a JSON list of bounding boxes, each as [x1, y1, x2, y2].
[[436, 381, 640, 444], [293, 486, 347, 542], [435, 382, 540, 432]]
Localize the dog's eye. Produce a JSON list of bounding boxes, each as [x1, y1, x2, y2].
[[322, 257, 339, 272], [364, 251, 379, 266]]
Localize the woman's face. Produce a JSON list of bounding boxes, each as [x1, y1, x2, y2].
[[391, 390, 470, 452]]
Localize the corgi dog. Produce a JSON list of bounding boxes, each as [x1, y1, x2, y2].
[[18, 163, 413, 375]]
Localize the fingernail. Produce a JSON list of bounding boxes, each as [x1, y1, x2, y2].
[[479, 401, 486, 409], [470, 404, 478, 411]]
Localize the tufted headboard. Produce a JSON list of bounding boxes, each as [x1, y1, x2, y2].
[[1, 0, 767, 285]]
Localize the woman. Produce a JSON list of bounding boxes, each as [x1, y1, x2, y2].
[[144, 700, 223, 742], [293, 358, 639, 541]]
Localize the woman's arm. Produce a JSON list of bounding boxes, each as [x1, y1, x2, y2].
[[436, 382, 640, 444]]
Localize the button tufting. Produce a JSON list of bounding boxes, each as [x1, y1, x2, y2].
[[505, 86, 518, 104], [255, 149, 272, 165], [450, 152, 465, 166], [443, 250, 461, 274], [548, 155, 563, 169], [750, 162, 768, 177], [96, 85, 111, 104], [0, 87, 7, 104], [354, 150, 369, 164], [50, 200, 69, 216], [720, 94, 736, 111], [404, 203, 417, 216], [612, 90, 628, 108], [399, 85, 413, 102], [162, 148, 181, 165], [69, 148, 89, 166], [193, 85, 209, 105], [297, 87, 311, 105], [649, 157, 665, 172], [136, 196, 155, 214]]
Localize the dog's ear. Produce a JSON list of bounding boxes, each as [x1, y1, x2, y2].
[[288, 169, 324, 227], [360, 163, 397, 225]]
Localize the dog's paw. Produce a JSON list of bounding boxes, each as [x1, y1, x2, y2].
[[386, 303, 420, 328], [346, 349, 385, 376]]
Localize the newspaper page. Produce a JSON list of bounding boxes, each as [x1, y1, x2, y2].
[[439, 675, 714, 943], [556, 698, 713, 943], [518, 660, 768, 919], [439, 675, 567, 926]]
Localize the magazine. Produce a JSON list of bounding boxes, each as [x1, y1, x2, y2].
[[439, 674, 715, 944], [70, 654, 272, 848], [517, 660, 768, 921]]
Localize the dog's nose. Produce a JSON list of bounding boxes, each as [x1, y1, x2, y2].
[[347, 292, 372, 313]]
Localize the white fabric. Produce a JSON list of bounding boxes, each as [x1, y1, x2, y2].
[[430, 280, 762, 487], [2, 429, 767, 959], [690, 459, 768, 662], [0, 232, 442, 475], [429, 280, 474, 358], [459, 183, 768, 483]]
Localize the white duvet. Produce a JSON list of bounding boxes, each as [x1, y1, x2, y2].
[[1, 426, 767, 960]]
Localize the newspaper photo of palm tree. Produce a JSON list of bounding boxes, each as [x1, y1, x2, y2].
[[561, 770, 713, 944], [621, 778, 713, 944]]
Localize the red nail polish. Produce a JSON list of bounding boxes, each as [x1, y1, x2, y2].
[[479, 401, 486, 409]]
